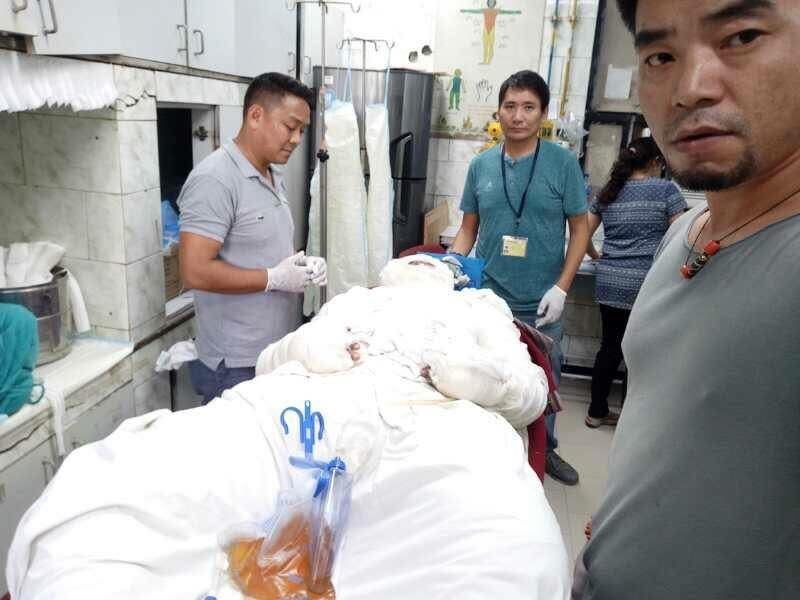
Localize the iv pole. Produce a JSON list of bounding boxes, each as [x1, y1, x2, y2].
[[285, 0, 361, 305]]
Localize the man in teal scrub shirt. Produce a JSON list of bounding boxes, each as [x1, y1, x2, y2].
[[451, 70, 590, 485]]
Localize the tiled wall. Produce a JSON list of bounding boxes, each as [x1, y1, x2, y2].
[[0, 58, 247, 344], [537, 0, 601, 120]]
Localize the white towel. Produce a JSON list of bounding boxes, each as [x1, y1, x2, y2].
[[2, 242, 91, 334], [66, 270, 91, 334], [155, 340, 198, 372], [4, 241, 65, 287]]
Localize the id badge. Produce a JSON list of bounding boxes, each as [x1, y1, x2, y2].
[[502, 235, 528, 258]]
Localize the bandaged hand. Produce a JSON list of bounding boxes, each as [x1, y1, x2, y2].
[[302, 255, 328, 287], [535, 285, 567, 328], [266, 251, 313, 293]]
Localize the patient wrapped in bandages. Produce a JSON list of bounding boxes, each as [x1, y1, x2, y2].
[[6, 255, 569, 600], [257, 254, 548, 430]]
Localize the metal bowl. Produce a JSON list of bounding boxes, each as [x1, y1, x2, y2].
[[0, 266, 74, 365]]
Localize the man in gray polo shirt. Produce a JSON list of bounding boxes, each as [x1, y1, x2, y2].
[[178, 73, 326, 404], [574, 1, 800, 598]]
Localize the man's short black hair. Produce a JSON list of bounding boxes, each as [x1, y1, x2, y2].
[[616, 0, 636, 34], [498, 70, 550, 110], [242, 72, 315, 119]]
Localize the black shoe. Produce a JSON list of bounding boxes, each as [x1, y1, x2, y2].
[[546, 451, 579, 486]]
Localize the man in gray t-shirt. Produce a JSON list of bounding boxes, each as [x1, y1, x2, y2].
[[178, 73, 326, 404], [575, 1, 800, 598]]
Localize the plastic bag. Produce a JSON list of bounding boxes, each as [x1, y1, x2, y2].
[[223, 491, 326, 599], [161, 200, 180, 249]]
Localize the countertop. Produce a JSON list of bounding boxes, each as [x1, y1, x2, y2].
[[0, 338, 134, 469]]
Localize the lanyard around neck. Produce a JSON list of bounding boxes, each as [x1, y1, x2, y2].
[[501, 141, 541, 229]]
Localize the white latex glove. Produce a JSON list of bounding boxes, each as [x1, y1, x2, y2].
[[266, 251, 313, 293], [303, 255, 328, 287], [535, 285, 567, 328]]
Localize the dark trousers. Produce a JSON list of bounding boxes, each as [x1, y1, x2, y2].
[[589, 304, 631, 418], [188, 359, 255, 405]]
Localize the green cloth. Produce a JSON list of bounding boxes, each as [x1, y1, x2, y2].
[[460, 140, 588, 312], [0, 303, 39, 417]]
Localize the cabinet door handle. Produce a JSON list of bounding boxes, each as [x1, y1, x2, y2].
[[42, 0, 58, 34], [192, 29, 205, 56], [288, 51, 296, 74], [177, 24, 188, 54], [11, 0, 28, 14], [304, 55, 312, 75]]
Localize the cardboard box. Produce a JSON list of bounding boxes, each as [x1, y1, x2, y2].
[[163, 244, 182, 301]]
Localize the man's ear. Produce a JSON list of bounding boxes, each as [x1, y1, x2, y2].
[[245, 103, 263, 127]]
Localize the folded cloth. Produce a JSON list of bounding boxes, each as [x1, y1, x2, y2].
[[4, 241, 65, 287], [2, 242, 91, 334], [156, 340, 198, 372]]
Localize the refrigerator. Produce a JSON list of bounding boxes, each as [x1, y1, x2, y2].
[[310, 67, 435, 256]]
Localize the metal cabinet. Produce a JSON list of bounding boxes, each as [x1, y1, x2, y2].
[[235, 0, 297, 78], [29, 0, 299, 79], [0, 438, 54, 594], [0, 0, 40, 36], [0, 382, 134, 594], [32, 0, 186, 65], [187, 0, 236, 74], [65, 382, 135, 451]]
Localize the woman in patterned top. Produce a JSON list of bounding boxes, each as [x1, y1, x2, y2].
[[584, 137, 688, 429]]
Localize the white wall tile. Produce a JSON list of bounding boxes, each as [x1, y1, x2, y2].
[[155, 71, 204, 104], [113, 65, 157, 121], [130, 312, 166, 345], [0, 113, 24, 185], [568, 57, 593, 100], [19, 114, 121, 194], [93, 326, 132, 341], [202, 78, 240, 106], [119, 120, 159, 194], [123, 188, 162, 263], [126, 252, 165, 329], [62, 257, 129, 330], [86, 192, 125, 263], [218, 105, 243, 142], [433, 161, 469, 197], [572, 15, 598, 60], [0, 185, 88, 259], [448, 139, 483, 163]]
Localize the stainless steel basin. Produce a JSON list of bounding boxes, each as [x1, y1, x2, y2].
[[0, 266, 73, 365]]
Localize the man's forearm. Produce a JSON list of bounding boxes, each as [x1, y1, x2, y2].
[[184, 259, 268, 294], [557, 216, 591, 293]]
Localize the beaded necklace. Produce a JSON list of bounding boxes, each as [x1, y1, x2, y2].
[[681, 186, 800, 279]]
